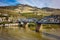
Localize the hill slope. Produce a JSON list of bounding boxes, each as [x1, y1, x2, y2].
[[0, 4, 60, 18]]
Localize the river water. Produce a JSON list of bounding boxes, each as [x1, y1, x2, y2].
[[0, 27, 48, 40]]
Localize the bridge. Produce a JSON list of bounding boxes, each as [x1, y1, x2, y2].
[[35, 15, 60, 32], [18, 15, 60, 32], [37, 15, 60, 24], [0, 14, 60, 32]]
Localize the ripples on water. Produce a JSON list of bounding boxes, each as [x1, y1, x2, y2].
[[0, 27, 48, 40]]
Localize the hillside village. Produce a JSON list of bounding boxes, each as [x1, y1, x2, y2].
[[0, 0, 60, 40], [0, 4, 60, 23], [0, 4, 60, 40]]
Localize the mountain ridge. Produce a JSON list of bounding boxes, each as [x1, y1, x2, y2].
[[0, 4, 60, 15]]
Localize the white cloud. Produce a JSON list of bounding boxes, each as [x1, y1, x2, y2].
[[16, 0, 51, 8], [0, 0, 60, 9], [49, 0, 60, 9], [17, 0, 35, 6]]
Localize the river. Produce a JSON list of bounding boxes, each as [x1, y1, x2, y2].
[[0, 27, 48, 40]]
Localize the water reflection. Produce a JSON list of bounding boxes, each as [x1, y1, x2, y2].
[[0, 26, 47, 40]]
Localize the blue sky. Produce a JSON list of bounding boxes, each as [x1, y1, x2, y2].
[[0, 0, 60, 9]]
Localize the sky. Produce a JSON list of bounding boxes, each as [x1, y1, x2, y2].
[[0, 0, 60, 9]]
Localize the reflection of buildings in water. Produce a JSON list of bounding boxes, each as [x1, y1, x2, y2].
[[0, 18, 2, 22], [0, 27, 8, 35]]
